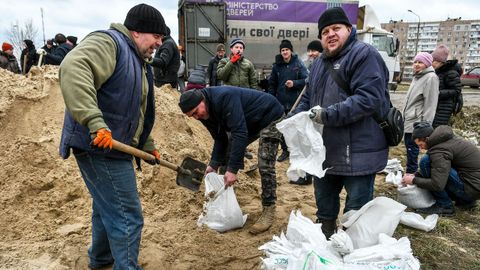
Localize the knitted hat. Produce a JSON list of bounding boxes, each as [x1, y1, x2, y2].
[[179, 89, 204, 113], [24, 39, 34, 49], [188, 68, 206, 85], [66, 36, 77, 45], [317, 7, 352, 34], [279, 39, 293, 51], [431, 44, 449, 63], [124, 3, 167, 35], [216, 43, 225, 52], [307, 40, 322, 52], [414, 52, 433, 67], [229, 38, 245, 48], [55, 33, 66, 44], [412, 121, 434, 140], [46, 39, 54, 46], [2, 42, 13, 51]]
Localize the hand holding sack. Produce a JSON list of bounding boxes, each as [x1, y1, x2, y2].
[[36, 48, 47, 55], [309, 107, 324, 124]]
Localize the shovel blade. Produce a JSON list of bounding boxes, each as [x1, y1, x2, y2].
[[176, 157, 207, 192]]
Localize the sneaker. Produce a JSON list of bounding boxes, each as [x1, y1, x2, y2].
[[289, 176, 312, 185], [276, 151, 289, 162], [416, 204, 455, 216]]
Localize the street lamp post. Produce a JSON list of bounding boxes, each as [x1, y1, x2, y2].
[[408, 9, 421, 56]]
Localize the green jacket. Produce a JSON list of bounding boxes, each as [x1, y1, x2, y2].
[[217, 55, 257, 89], [59, 23, 156, 151]]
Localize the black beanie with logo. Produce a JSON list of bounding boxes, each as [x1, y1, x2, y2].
[[317, 7, 352, 34]]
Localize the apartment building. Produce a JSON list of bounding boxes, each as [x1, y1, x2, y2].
[[382, 18, 480, 81]]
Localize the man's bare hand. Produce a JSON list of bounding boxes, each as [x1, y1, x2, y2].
[[224, 171, 237, 187]]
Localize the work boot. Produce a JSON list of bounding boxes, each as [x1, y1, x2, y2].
[[249, 205, 276, 234], [415, 204, 455, 216], [276, 150, 289, 162], [316, 218, 337, 239], [455, 200, 477, 211], [289, 174, 313, 185]]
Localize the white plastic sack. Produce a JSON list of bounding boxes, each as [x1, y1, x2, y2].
[[276, 108, 327, 181], [397, 184, 435, 209], [385, 170, 403, 186], [341, 197, 407, 249], [400, 212, 438, 232], [330, 229, 354, 255], [197, 173, 247, 232], [343, 234, 420, 270], [382, 158, 404, 174]]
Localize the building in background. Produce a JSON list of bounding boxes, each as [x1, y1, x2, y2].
[[383, 18, 480, 81]]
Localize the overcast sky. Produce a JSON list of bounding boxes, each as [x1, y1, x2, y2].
[[1, 0, 478, 49]]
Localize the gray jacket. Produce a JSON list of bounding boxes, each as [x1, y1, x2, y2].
[[403, 66, 439, 133]]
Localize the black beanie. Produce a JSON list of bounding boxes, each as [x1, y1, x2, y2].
[[67, 36, 77, 45], [307, 40, 322, 52], [412, 121, 434, 140], [279, 39, 293, 51], [317, 7, 352, 34], [124, 3, 167, 35], [229, 38, 245, 48], [179, 89, 204, 113]]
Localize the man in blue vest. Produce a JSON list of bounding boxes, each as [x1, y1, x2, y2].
[[58, 4, 167, 269]]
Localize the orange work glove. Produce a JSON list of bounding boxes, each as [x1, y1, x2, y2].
[[145, 149, 161, 165], [230, 53, 241, 63], [91, 128, 113, 150]]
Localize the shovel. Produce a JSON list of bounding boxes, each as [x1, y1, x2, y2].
[[112, 139, 206, 191]]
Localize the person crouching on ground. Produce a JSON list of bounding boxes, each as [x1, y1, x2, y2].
[[403, 121, 480, 215], [178, 86, 284, 234]]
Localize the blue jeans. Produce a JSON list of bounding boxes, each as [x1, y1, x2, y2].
[[404, 133, 419, 173], [419, 155, 474, 208], [313, 174, 375, 220], [75, 152, 143, 270]]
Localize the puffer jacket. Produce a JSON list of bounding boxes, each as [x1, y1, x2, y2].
[[45, 42, 73, 65], [268, 54, 308, 111], [217, 55, 257, 89], [413, 126, 480, 200], [403, 66, 439, 133], [432, 60, 462, 127], [294, 28, 390, 176], [0, 51, 21, 73]]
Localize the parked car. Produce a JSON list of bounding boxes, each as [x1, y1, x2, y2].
[[461, 66, 480, 88]]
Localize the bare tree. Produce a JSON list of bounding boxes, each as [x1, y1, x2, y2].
[[7, 19, 39, 60]]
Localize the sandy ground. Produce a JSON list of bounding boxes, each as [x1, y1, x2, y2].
[[0, 67, 318, 270], [0, 67, 478, 270]]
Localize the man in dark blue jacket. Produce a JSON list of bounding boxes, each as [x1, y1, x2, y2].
[[293, 7, 390, 239], [179, 86, 284, 234], [268, 39, 308, 164]]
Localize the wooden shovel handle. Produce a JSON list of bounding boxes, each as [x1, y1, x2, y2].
[[112, 139, 179, 171]]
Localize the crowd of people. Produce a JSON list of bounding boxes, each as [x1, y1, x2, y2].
[[0, 33, 77, 74], [1, 3, 478, 269]]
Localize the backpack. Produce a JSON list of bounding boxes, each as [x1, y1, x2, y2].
[[326, 61, 404, 147]]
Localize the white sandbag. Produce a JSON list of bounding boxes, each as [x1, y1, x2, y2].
[[397, 184, 435, 209], [385, 170, 403, 186], [276, 108, 327, 181], [341, 197, 407, 249], [343, 234, 420, 270], [382, 158, 404, 174], [400, 212, 438, 232], [197, 173, 247, 232], [330, 229, 354, 255]]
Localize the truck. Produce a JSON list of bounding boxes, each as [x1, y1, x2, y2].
[[178, 0, 400, 90]]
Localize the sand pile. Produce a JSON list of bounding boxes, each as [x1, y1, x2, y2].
[[0, 66, 314, 270]]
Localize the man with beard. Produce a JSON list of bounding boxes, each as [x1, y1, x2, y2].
[[58, 4, 167, 269], [292, 7, 390, 239]]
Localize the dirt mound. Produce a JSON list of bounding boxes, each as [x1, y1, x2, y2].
[[1, 66, 479, 269], [0, 67, 310, 269]]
